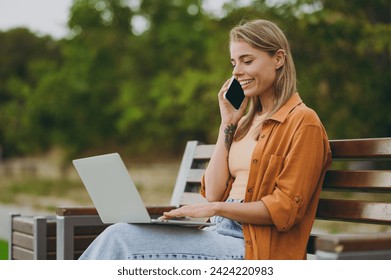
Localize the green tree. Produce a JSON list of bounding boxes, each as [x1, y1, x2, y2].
[[0, 0, 389, 158], [32, 0, 136, 155], [0, 28, 61, 156], [286, 0, 391, 138], [116, 0, 222, 154]]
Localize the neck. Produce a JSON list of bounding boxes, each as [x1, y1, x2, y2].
[[258, 94, 275, 115]]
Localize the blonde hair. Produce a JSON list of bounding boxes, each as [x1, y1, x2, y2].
[[230, 19, 297, 140]]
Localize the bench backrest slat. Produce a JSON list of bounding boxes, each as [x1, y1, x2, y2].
[[193, 144, 215, 160], [330, 138, 391, 159], [186, 169, 205, 184], [317, 199, 391, 225], [323, 170, 391, 191]]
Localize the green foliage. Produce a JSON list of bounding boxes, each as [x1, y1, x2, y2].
[[0, 28, 61, 156], [291, 0, 391, 139], [0, 0, 389, 158]]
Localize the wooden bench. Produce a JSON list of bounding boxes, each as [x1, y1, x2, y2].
[[10, 138, 391, 259], [8, 214, 56, 260], [311, 138, 391, 259]]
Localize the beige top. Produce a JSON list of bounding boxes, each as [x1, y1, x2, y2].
[[228, 114, 264, 200]]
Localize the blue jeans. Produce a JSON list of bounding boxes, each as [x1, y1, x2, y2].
[[79, 199, 244, 260]]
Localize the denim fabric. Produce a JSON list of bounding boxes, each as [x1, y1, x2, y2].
[[79, 199, 244, 260]]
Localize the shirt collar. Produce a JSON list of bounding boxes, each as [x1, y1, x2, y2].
[[269, 92, 302, 123]]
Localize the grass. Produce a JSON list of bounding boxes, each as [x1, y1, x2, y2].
[[0, 239, 8, 260], [0, 160, 180, 211], [0, 178, 86, 204], [0, 177, 93, 211]]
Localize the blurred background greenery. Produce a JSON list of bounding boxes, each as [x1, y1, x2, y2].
[[0, 0, 390, 259], [0, 0, 389, 160]]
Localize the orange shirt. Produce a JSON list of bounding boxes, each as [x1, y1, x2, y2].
[[201, 93, 332, 259]]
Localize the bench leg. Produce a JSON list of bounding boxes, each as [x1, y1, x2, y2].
[[56, 216, 75, 260], [33, 216, 48, 260], [56, 215, 105, 260]]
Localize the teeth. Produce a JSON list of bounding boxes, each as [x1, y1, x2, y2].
[[240, 79, 254, 86]]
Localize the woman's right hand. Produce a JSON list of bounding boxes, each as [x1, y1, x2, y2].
[[218, 78, 248, 125], [204, 78, 249, 202]]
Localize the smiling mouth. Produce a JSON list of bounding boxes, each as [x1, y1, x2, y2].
[[239, 79, 255, 87]]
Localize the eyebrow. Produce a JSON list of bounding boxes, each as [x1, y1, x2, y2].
[[230, 54, 254, 63]]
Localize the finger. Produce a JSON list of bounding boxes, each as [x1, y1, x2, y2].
[[223, 78, 231, 87], [157, 212, 176, 220], [162, 209, 185, 218], [218, 79, 232, 97], [239, 97, 249, 113], [161, 211, 174, 218]]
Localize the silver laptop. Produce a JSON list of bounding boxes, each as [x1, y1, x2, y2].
[[72, 153, 213, 226]]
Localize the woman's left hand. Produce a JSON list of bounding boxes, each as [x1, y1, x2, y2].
[[159, 203, 219, 220]]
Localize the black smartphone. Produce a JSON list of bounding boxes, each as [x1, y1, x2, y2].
[[224, 77, 245, 110]]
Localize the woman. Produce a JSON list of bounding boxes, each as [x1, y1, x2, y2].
[[79, 19, 331, 260]]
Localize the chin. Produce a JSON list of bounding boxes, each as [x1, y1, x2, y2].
[[243, 89, 256, 98]]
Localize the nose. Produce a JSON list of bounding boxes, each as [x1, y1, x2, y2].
[[232, 64, 243, 78]]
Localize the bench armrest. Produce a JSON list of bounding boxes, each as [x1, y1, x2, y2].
[[56, 206, 177, 217]]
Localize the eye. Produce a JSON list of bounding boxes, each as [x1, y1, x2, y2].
[[231, 64, 236, 68], [244, 60, 253, 65]]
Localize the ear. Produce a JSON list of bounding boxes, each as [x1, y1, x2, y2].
[[275, 49, 286, 70]]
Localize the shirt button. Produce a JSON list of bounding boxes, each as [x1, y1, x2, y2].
[[252, 159, 258, 164], [260, 134, 265, 138], [246, 240, 251, 245], [247, 188, 253, 193]]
